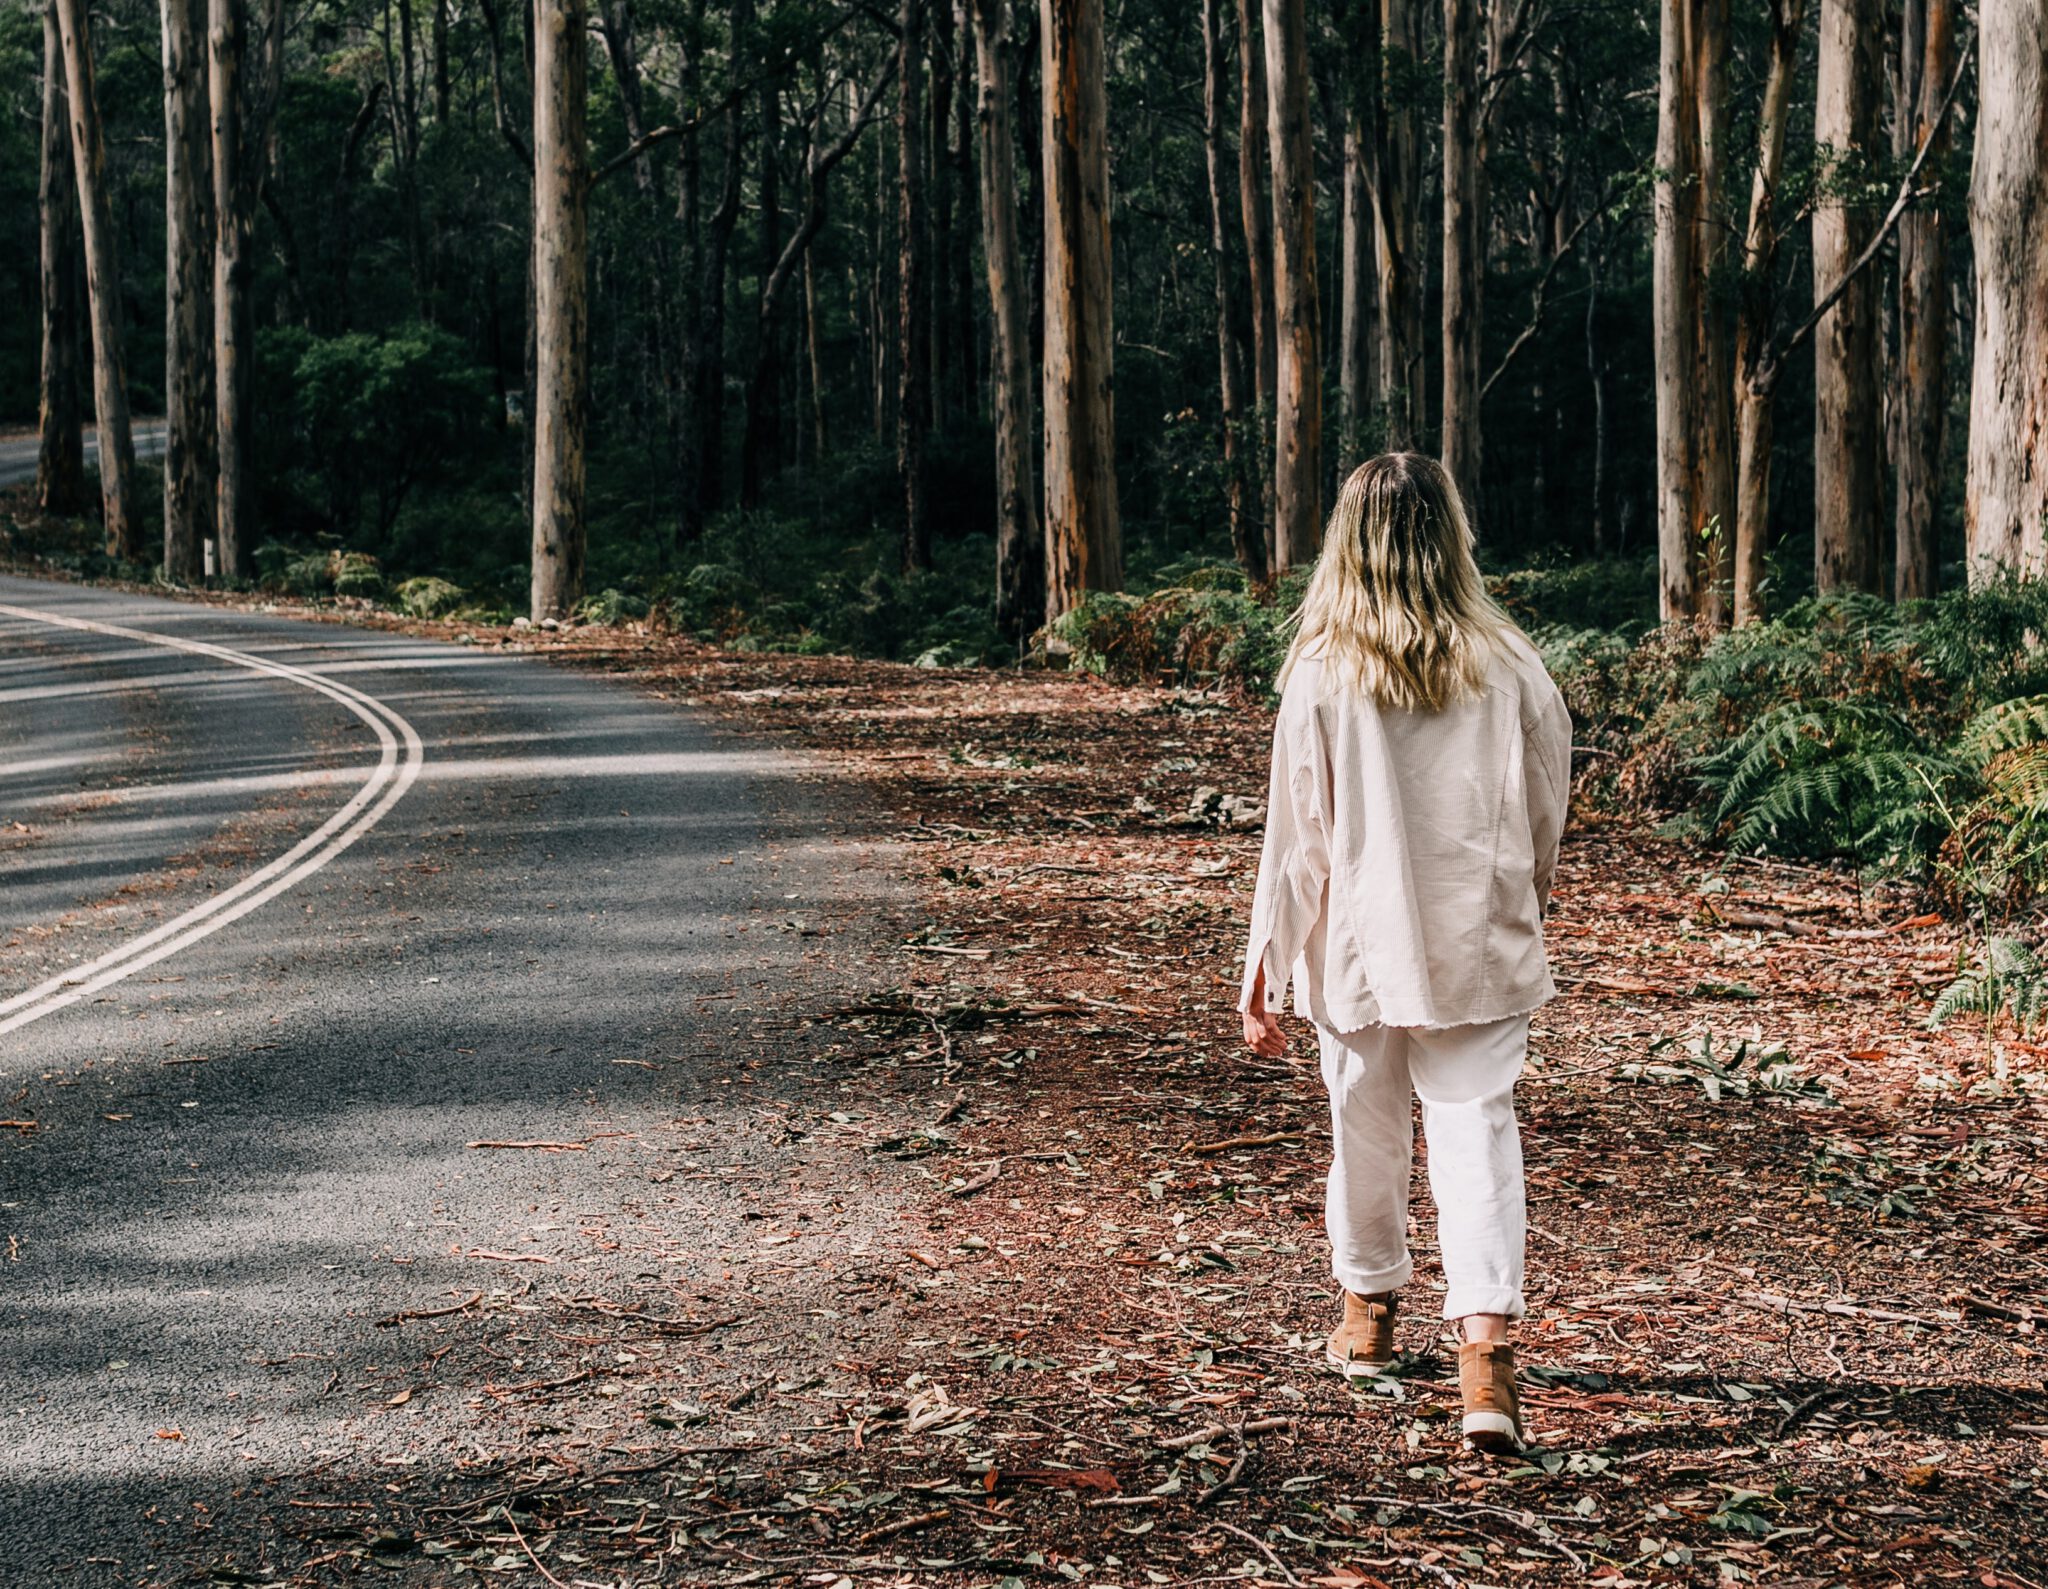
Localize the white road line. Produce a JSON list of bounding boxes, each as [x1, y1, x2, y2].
[[0, 602, 425, 1036]]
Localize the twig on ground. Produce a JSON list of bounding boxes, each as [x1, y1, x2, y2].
[[375, 1291, 483, 1328]]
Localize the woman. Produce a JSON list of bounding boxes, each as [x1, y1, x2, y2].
[[1238, 453, 1570, 1454]]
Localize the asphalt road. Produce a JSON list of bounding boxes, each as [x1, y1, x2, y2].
[[0, 575, 898, 1582], [0, 420, 169, 489]]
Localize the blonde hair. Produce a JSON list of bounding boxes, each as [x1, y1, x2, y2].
[[1277, 452, 1512, 711]]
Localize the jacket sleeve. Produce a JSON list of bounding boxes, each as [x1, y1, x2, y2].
[[1238, 697, 1333, 1015], [1526, 682, 1572, 913]]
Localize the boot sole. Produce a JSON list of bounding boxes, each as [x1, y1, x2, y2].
[[1461, 1410, 1524, 1454], [1325, 1348, 1393, 1381]]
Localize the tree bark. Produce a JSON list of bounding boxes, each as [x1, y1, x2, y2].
[[899, 0, 931, 572], [1202, 0, 1260, 581], [530, 0, 589, 622], [1440, 0, 1483, 510], [742, 59, 893, 508], [37, 5, 86, 520], [975, 0, 1047, 636], [1651, 0, 1733, 623], [1263, 0, 1322, 570], [1731, 0, 1804, 624], [163, 0, 213, 582], [1373, 0, 1425, 448], [1337, 85, 1375, 477], [1812, 0, 1883, 595], [1234, 0, 1275, 556], [1041, 0, 1121, 616], [1965, 0, 2048, 579], [1893, 0, 1953, 600], [208, 0, 282, 581], [55, 0, 140, 559]]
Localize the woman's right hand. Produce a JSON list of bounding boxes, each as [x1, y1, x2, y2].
[[1241, 966, 1288, 1057]]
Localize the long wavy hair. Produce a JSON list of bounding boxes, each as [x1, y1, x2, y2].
[[1277, 453, 1513, 711]]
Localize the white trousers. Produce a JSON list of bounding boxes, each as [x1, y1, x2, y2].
[[1316, 1015, 1529, 1320]]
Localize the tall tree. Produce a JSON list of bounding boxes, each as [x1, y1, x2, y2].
[[1811, 0, 1883, 594], [1730, 0, 1805, 624], [163, 0, 213, 582], [898, 0, 931, 572], [54, 0, 141, 558], [1202, 0, 1260, 579], [37, 5, 86, 519], [1041, 0, 1122, 616], [208, 0, 283, 579], [1263, 0, 1322, 569], [741, 57, 895, 506], [974, 0, 1047, 634], [1440, 0, 1483, 507], [1966, 0, 2048, 578], [1373, 0, 1425, 448], [1651, 0, 1733, 622], [1893, 0, 1955, 600], [1818, 0, 1875, 597], [1335, 0, 1377, 476], [1234, 0, 1275, 554], [530, 0, 589, 621]]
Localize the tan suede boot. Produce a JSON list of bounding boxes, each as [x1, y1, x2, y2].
[[1458, 1340, 1525, 1453], [1324, 1292, 1398, 1380]]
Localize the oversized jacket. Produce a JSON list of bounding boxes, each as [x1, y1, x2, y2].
[[1237, 630, 1571, 1032]]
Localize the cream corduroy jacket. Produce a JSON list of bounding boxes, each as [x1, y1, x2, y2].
[[1238, 631, 1571, 1032]]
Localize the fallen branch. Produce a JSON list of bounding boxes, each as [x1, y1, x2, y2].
[[1159, 1415, 1293, 1450], [854, 1507, 951, 1546], [375, 1291, 483, 1328], [1186, 1131, 1304, 1156], [466, 1139, 588, 1152]]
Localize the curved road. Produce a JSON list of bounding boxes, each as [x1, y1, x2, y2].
[[0, 575, 899, 1582]]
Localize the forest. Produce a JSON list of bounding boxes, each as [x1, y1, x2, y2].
[[9, 2, 2048, 1582], [13, 0, 2044, 637]]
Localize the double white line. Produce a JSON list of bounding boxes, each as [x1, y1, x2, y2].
[[0, 602, 424, 1037]]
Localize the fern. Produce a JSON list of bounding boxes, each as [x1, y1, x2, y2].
[[1930, 937, 2048, 1035]]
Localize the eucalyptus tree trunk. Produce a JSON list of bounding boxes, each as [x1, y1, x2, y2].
[[899, 0, 931, 572], [37, 6, 86, 519], [1041, 0, 1122, 616], [1731, 0, 1804, 624], [1651, 0, 1733, 623], [1202, 0, 1259, 581], [1965, 0, 2048, 579], [1811, 0, 1883, 595], [1440, 0, 1483, 509], [1234, 0, 1275, 555], [1337, 94, 1375, 477], [1374, 0, 1425, 448], [54, 0, 140, 558], [530, 0, 588, 622], [163, 0, 213, 582], [208, 0, 283, 580], [1262, 0, 1322, 570], [1893, 0, 1954, 600], [974, 0, 1046, 636]]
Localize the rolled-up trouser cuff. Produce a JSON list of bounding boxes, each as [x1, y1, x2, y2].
[[1332, 1254, 1414, 1298], [1443, 1284, 1525, 1321]]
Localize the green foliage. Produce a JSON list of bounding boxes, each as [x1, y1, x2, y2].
[[393, 576, 467, 618], [574, 588, 650, 626], [1044, 564, 1310, 695], [255, 323, 495, 545], [1929, 938, 2047, 1035]]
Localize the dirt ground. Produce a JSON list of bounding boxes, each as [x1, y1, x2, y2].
[[8, 554, 2048, 1587]]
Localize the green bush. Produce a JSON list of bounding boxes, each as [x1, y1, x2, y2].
[[332, 551, 384, 599], [575, 587, 650, 626], [394, 575, 467, 618]]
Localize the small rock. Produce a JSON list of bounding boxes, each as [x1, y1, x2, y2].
[[511, 616, 533, 630]]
